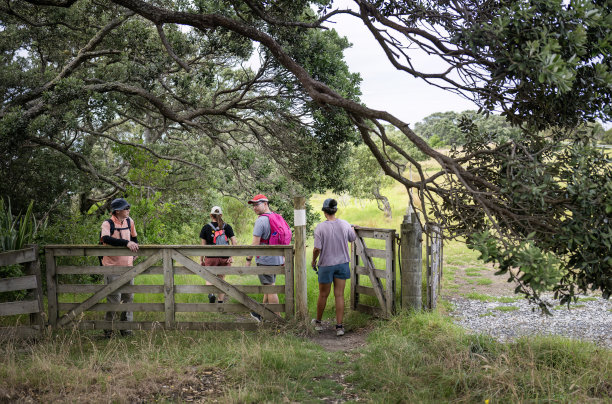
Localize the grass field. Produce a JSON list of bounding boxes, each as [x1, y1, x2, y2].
[[1, 183, 611, 402]]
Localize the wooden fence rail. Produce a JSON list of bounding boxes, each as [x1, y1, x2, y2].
[[45, 245, 294, 332], [0, 246, 45, 337]]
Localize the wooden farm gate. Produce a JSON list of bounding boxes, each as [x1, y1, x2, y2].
[[45, 245, 293, 331], [0, 246, 45, 338], [350, 227, 396, 318]]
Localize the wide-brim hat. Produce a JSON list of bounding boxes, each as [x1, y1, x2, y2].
[[248, 194, 269, 204], [110, 198, 130, 212]]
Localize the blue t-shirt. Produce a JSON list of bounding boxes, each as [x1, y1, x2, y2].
[[253, 214, 284, 265]]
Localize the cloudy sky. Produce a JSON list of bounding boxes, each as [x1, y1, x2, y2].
[[326, 6, 477, 128]]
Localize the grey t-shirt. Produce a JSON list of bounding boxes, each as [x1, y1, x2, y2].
[[314, 219, 356, 267], [253, 214, 284, 266]]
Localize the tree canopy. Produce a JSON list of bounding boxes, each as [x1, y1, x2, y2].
[[2, 0, 611, 307]]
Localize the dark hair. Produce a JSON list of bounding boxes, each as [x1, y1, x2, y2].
[[211, 213, 224, 229], [322, 198, 338, 215]]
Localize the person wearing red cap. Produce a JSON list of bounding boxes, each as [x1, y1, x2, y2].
[[246, 194, 282, 322]]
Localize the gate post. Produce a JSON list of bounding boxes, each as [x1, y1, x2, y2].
[[400, 212, 422, 310], [293, 196, 308, 321], [24, 245, 44, 328]]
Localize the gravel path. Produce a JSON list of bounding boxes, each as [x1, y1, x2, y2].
[[448, 294, 612, 348]]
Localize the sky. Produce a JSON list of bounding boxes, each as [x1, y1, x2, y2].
[[325, 7, 477, 128], [323, 4, 611, 130]]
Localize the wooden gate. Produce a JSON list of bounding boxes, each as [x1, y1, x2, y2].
[[0, 246, 45, 337], [45, 245, 293, 331], [350, 227, 396, 318]]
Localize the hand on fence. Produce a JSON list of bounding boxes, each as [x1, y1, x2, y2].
[[127, 241, 139, 252]]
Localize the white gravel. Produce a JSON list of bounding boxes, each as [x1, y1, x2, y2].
[[447, 294, 612, 348]]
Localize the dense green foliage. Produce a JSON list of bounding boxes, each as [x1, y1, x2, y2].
[[0, 0, 360, 220], [0, 199, 43, 301], [448, 124, 612, 307], [1, 0, 610, 304], [413, 111, 522, 146]]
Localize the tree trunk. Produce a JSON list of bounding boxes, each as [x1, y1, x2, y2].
[[373, 187, 392, 219]]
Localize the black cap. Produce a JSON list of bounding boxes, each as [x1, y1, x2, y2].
[[110, 198, 130, 212], [322, 198, 337, 212]]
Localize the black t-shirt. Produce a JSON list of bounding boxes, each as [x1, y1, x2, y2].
[[199, 222, 235, 258]]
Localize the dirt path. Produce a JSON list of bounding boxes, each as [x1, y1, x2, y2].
[[308, 320, 371, 352]]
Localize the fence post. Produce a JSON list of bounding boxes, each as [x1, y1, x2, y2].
[[400, 212, 422, 310], [293, 196, 308, 321], [163, 249, 175, 328], [24, 245, 44, 328], [45, 247, 58, 327]]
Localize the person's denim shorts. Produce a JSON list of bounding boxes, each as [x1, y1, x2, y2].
[[318, 262, 350, 284]]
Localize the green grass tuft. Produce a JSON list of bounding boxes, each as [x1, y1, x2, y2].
[[494, 306, 519, 312]]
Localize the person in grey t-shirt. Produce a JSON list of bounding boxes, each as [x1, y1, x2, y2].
[[311, 198, 356, 336], [245, 194, 283, 321]]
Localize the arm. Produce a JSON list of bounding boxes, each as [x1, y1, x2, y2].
[[127, 219, 139, 252], [246, 235, 261, 266], [102, 221, 138, 252], [228, 236, 238, 263], [102, 234, 139, 252], [200, 238, 207, 264], [311, 247, 321, 269]]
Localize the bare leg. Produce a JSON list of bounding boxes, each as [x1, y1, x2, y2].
[[317, 283, 332, 321], [333, 278, 346, 325], [217, 275, 226, 302], [266, 292, 279, 304]]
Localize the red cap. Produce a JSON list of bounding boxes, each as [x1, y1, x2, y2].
[[248, 194, 269, 204]]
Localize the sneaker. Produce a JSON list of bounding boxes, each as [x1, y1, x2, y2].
[[250, 311, 262, 323], [335, 324, 345, 337], [311, 319, 324, 331], [120, 329, 133, 337], [208, 294, 216, 303]]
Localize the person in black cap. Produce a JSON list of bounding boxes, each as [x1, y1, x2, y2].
[[311, 198, 356, 336], [100, 197, 139, 337]]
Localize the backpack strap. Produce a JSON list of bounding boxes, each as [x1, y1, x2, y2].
[[210, 222, 225, 231], [107, 218, 115, 236], [109, 217, 132, 240]]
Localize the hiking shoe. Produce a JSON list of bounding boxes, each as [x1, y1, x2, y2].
[[250, 311, 262, 323], [335, 324, 345, 337], [208, 294, 216, 303], [120, 329, 133, 337], [311, 319, 324, 331]]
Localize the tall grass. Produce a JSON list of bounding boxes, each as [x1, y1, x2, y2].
[[0, 199, 40, 252], [1, 312, 609, 402]]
